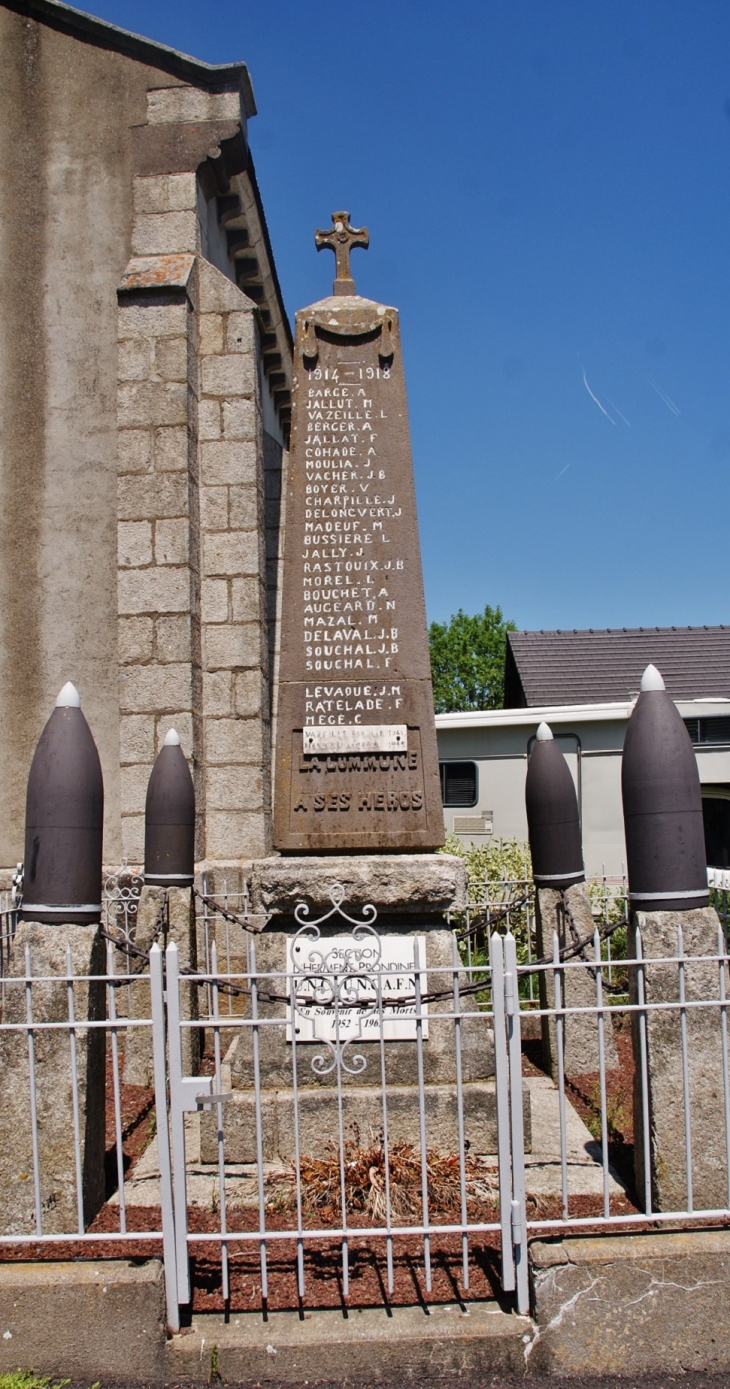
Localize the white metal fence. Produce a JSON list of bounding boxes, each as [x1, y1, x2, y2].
[[1, 877, 730, 1327], [0, 945, 170, 1253]]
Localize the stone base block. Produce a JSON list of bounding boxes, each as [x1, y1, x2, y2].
[[0, 1259, 166, 1381], [528, 1229, 730, 1376], [535, 882, 618, 1077], [630, 906, 729, 1210], [244, 853, 467, 925], [0, 921, 106, 1234], [168, 1303, 531, 1382], [201, 1080, 531, 1162]]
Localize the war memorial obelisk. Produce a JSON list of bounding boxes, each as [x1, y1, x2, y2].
[[245, 213, 462, 922], [202, 219, 503, 1164], [273, 212, 444, 854]]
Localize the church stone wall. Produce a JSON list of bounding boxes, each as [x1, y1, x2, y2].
[[116, 263, 201, 864], [197, 261, 271, 865], [116, 251, 272, 868], [0, 7, 143, 869], [0, 3, 288, 872]]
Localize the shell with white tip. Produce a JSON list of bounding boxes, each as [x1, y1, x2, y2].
[[525, 726, 584, 889], [144, 732, 195, 886], [21, 689, 103, 924], [622, 664, 708, 910]]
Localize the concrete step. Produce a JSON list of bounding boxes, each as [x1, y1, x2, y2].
[[168, 1302, 533, 1382]]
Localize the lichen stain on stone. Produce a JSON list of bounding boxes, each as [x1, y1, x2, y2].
[[118, 254, 195, 291]]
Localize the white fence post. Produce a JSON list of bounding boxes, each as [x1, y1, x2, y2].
[[165, 940, 214, 1312], [150, 942, 180, 1330], [166, 941, 192, 1306], [489, 930, 515, 1294], [504, 930, 529, 1316]]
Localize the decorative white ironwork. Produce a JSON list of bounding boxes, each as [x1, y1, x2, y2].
[[11, 861, 23, 910], [287, 883, 427, 1073], [290, 884, 381, 1076], [103, 860, 143, 946], [292, 880, 377, 932]]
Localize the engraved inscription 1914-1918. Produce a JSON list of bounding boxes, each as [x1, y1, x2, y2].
[[273, 213, 445, 852]]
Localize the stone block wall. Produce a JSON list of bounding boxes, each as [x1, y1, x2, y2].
[[197, 260, 270, 863], [117, 248, 200, 864], [0, 1, 292, 874], [117, 174, 272, 866], [264, 429, 288, 782]]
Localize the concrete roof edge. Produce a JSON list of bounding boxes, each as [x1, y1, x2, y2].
[[436, 697, 730, 731], [4, 0, 257, 113], [435, 702, 636, 729]]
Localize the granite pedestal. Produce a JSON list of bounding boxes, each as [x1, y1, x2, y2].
[[0, 920, 106, 1234], [630, 905, 729, 1210], [199, 853, 531, 1161], [535, 881, 617, 1078], [123, 885, 200, 1085]]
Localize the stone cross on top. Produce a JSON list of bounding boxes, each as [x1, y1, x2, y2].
[[315, 211, 369, 296]]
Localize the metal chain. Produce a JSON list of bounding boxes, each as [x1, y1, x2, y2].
[[153, 890, 169, 941], [455, 894, 529, 941], [559, 889, 587, 956], [100, 926, 153, 964], [98, 891, 629, 1008], [101, 917, 250, 1003], [557, 887, 599, 982], [193, 887, 269, 934], [420, 912, 629, 1004], [103, 886, 262, 1002]]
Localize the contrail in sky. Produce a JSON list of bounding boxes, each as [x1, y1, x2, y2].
[[553, 463, 571, 481], [581, 365, 616, 424], [605, 395, 631, 426], [645, 375, 680, 416]]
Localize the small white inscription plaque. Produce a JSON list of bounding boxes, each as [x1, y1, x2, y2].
[[286, 934, 428, 1043], [302, 724, 408, 755]]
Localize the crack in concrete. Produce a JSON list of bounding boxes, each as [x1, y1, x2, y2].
[[524, 1258, 723, 1368], [622, 1265, 722, 1308], [523, 1270, 601, 1365]]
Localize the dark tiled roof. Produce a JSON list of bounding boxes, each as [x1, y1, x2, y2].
[[504, 627, 730, 708]]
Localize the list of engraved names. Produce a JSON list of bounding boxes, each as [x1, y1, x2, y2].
[[302, 361, 404, 727], [273, 291, 443, 851]]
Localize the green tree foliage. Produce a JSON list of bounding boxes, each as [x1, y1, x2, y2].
[[428, 605, 516, 713]]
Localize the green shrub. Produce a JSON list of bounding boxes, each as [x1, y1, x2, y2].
[[441, 832, 531, 889], [441, 835, 535, 995], [441, 834, 630, 993], [0, 1374, 71, 1389]]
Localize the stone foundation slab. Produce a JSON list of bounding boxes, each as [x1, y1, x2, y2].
[[168, 1302, 531, 1381], [528, 1228, 730, 1376], [243, 853, 467, 924], [201, 1079, 532, 1163], [0, 1259, 166, 1381]]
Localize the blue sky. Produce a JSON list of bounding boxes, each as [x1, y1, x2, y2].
[[91, 0, 730, 631]]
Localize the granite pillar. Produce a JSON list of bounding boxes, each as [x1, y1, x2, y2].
[[0, 921, 106, 1234], [271, 216, 443, 853], [123, 885, 200, 1084], [535, 881, 617, 1079], [630, 906, 729, 1211]]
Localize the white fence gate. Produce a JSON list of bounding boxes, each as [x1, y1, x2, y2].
[[3, 881, 730, 1329]]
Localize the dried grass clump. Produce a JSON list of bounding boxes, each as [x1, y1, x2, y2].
[[266, 1130, 498, 1223]]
